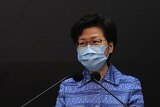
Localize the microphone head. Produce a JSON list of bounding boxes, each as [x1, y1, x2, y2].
[[72, 72, 84, 82], [91, 72, 101, 81]]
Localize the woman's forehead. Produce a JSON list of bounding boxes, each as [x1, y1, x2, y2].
[[79, 27, 105, 40]]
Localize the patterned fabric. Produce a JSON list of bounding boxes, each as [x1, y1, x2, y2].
[[55, 64, 144, 107]]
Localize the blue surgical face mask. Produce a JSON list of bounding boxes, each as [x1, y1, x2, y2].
[[77, 45, 108, 72]]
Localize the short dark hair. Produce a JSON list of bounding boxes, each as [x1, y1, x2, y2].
[[71, 13, 117, 47]]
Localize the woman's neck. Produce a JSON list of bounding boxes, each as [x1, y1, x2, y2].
[[98, 63, 109, 80]]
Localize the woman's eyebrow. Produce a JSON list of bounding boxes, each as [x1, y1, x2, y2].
[[90, 36, 101, 40], [78, 35, 101, 41]]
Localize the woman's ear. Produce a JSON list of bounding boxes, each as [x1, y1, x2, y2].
[[108, 42, 114, 53]]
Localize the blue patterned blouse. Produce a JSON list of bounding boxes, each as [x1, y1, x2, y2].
[[56, 64, 144, 107]]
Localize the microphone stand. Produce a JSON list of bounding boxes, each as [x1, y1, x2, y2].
[[21, 76, 70, 107], [92, 78, 128, 107]]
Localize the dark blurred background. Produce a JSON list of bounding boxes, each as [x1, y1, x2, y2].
[[0, 0, 160, 107]]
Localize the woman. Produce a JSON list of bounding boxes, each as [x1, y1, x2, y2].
[[56, 13, 144, 107]]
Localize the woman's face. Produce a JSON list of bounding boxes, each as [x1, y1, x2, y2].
[[78, 26, 114, 56]]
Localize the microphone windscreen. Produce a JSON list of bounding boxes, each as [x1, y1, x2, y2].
[[91, 72, 101, 81], [72, 72, 84, 82]]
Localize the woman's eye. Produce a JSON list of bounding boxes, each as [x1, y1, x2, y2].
[[92, 40, 100, 44], [78, 42, 86, 46]]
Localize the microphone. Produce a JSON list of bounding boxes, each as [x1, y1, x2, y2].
[[21, 72, 83, 107], [91, 72, 128, 107], [72, 71, 84, 82]]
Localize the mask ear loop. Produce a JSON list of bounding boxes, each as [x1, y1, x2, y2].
[[105, 45, 110, 57]]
